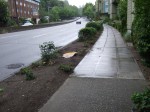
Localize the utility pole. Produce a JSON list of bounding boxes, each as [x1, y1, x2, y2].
[[47, 1, 52, 23], [14, 0, 19, 25]]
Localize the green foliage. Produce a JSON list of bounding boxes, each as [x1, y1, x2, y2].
[[123, 31, 132, 42], [132, 0, 150, 63], [131, 89, 150, 112], [0, 0, 9, 27], [26, 72, 35, 81], [39, 0, 79, 21], [40, 41, 58, 63], [39, 18, 48, 24], [141, 59, 150, 68], [59, 64, 73, 73], [7, 18, 17, 27], [78, 27, 97, 41], [20, 67, 31, 75], [31, 62, 41, 68], [86, 22, 101, 31], [82, 3, 95, 19], [117, 0, 127, 33], [0, 88, 4, 94], [20, 67, 35, 81]]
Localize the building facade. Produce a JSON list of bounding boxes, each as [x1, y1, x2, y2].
[[95, 0, 117, 18], [127, 0, 134, 31], [5, 0, 40, 24], [109, 0, 117, 19], [95, 0, 109, 14]]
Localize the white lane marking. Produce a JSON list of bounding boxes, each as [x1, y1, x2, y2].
[[32, 34, 48, 38], [0, 35, 21, 39]]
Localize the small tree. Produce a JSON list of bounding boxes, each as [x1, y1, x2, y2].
[[0, 0, 9, 27], [40, 41, 58, 64], [82, 3, 95, 19]]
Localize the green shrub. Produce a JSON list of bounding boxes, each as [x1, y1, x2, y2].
[[59, 64, 73, 73], [39, 18, 48, 24], [131, 88, 150, 112], [40, 41, 58, 64], [78, 27, 97, 41], [20, 67, 35, 81], [0, 88, 4, 94], [132, 0, 150, 64], [26, 72, 35, 81], [86, 22, 101, 31], [31, 62, 41, 68], [124, 31, 132, 42], [20, 67, 31, 75]]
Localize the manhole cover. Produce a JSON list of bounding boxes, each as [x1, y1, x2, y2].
[[7, 63, 24, 69]]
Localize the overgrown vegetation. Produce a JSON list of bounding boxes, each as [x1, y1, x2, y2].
[[59, 64, 73, 73], [78, 27, 97, 41], [131, 88, 150, 112], [117, 0, 127, 33], [82, 3, 95, 19], [40, 41, 58, 64], [0, 0, 9, 27], [78, 20, 103, 42], [86, 22, 101, 31], [0, 88, 4, 94], [106, 0, 127, 34], [39, 0, 79, 22], [31, 62, 41, 68], [20, 67, 35, 80], [132, 0, 150, 66]]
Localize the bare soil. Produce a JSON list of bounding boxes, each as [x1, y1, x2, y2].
[[0, 32, 101, 112], [128, 46, 150, 81]]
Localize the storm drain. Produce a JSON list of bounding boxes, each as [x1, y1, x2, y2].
[[7, 63, 24, 69]]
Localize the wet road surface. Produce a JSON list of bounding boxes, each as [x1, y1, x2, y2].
[[0, 18, 87, 81]]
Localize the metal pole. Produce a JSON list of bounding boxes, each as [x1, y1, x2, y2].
[[48, 7, 50, 23]]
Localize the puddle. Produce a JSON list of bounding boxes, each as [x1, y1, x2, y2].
[[7, 63, 24, 69]]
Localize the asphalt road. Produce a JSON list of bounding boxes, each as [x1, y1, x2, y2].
[[0, 18, 87, 81]]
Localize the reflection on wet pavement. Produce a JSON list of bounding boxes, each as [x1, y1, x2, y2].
[[74, 25, 144, 79]]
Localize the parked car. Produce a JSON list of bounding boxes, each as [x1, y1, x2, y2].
[[76, 21, 81, 24], [22, 21, 33, 26]]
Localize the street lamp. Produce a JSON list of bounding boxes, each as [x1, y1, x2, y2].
[[47, 1, 52, 23]]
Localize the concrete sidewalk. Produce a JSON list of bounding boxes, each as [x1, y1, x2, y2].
[[39, 25, 148, 112], [74, 25, 144, 79]]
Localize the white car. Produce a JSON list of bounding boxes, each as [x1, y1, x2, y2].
[[22, 21, 33, 26]]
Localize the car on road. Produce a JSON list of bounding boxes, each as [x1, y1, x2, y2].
[[76, 21, 81, 24], [22, 21, 33, 26]]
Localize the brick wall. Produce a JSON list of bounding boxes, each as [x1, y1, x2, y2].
[[8, 0, 39, 19]]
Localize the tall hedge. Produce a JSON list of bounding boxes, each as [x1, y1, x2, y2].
[[132, 0, 150, 61], [0, 0, 9, 27]]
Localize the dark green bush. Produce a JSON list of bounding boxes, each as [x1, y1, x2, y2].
[[78, 27, 96, 41], [20, 67, 35, 80], [40, 41, 58, 64], [26, 72, 35, 81], [31, 62, 41, 68], [123, 31, 132, 42], [132, 0, 150, 64], [20, 67, 31, 75], [0, 88, 4, 94], [39, 18, 48, 24], [131, 89, 150, 112], [59, 64, 73, 73], [86, 22, 101, 31]]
